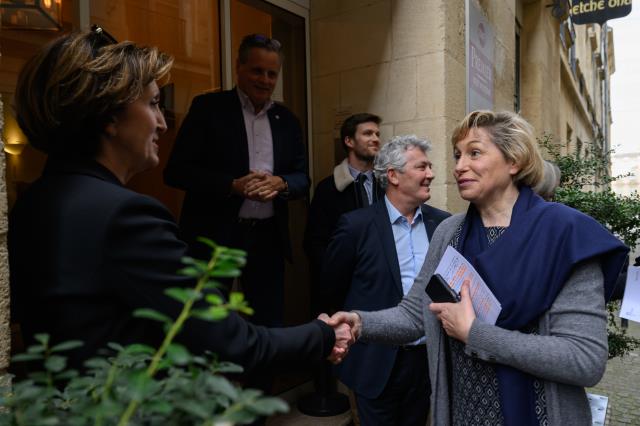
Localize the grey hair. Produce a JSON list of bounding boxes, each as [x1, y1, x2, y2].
[[533, 160, 561, 200], [374, 134, 432, 189]]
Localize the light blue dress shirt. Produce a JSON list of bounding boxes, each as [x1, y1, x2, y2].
[[385, 196, 429, 345]]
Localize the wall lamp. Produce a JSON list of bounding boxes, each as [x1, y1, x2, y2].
[[0, 0, 62, 30], [3, 140, 27, 155]]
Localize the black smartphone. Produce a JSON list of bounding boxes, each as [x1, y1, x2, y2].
[[425, 273, 460, 303]]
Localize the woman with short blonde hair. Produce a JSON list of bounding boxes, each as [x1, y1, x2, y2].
[[333, 110, 628, 425]]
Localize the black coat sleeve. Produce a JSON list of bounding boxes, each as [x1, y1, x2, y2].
[[163, 95, 235, 198], [106, 194, 335, 372], [303, 180, 336, 272], [276, 111, 308, 200]]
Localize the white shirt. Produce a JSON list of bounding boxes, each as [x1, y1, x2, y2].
[[237, 88, 275, 219]]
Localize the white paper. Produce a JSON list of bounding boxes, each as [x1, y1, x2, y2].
[[620, 266, 640, 323], [433, 246, 502, 325], [586, 393, 608, 426]]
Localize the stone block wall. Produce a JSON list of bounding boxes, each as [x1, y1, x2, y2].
[[0, 92, 11, 371], [309, 0, 518, 214]]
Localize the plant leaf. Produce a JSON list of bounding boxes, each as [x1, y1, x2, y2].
[[205, 294, 223, 305], [44, 355, 67, 373], [191, 307, 229, 321], [34, 333, 50, 346], [166, 343, 191, 366], [133, 308, 172, 324], [124, 344, 156, 355], [50, 340, 84, 353], [12, 352, 44, 362], [196, 237, 217, 249], [247, 397, 289, 415], [165, 287, 202, 303], [205, 375, 238, 400]]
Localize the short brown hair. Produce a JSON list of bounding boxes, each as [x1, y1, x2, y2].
[[340, 113, 382, 153], [15, 30, 173, 157], [450, 110, 544, 187]]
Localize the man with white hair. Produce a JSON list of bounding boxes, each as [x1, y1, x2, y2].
[[323, 135, 450, 425]]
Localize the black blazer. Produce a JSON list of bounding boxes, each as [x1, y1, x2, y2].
[[9, 158, 332, 371], [323, 200, 450, 398], [163, 89, 309, 259]]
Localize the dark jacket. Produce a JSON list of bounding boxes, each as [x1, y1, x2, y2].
[[324, 200, 450, 398], [303, 159, 382, 312], [163, 89, 309, 260], [9, 158, 333, 371]]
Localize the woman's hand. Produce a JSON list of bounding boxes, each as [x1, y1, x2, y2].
[[318, 313, 356, 364], [428, 280, 476, 343]]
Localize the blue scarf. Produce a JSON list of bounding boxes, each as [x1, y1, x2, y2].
[[457, 186, 628, 425]]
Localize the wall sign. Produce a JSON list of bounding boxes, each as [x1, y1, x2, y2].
[[466, 0, 495, 113], [570, 0, 632, 25]]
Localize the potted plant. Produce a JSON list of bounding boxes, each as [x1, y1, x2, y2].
[[0, 239, 288, 425]]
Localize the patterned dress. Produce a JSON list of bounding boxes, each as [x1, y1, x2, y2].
[[449, 225, 548, 426]]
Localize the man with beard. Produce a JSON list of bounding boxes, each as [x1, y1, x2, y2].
[[323, 135, 450, 425], [304, 113, 383, 314]]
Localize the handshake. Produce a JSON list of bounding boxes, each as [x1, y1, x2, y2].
[[317, 311, 363, 364]]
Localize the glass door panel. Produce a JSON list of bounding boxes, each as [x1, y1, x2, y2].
[[230, 0, 310, 327], [91, 0, 222, 218]]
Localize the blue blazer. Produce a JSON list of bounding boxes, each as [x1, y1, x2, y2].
[[323, 200, 450, 398]]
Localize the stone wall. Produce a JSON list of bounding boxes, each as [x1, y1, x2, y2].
[[0, 92, 11, 371], [309, 0, 467, 213], [520, 1, 608, 153], [309, 0, 610, 214], [309, 0, 518, 214]]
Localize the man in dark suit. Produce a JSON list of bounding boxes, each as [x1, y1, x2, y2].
[[164, 34, 308, 327], [299, 113, 382, 415], [304, 112, 382, 314], [324, 135, 450, 425]]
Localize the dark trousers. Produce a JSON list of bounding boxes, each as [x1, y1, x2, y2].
[[236, 217, 285, 327], [355, 345, 430, 426]]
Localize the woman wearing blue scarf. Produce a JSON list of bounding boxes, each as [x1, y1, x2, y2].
[[330, 111, 628, 425]]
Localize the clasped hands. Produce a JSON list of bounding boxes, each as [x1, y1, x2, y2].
[[317, 281, 476, 364], [317, 311, 363, 364], [232, 170, 286, 202]]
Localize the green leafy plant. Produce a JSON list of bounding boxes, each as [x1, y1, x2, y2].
[[0, 238, 288, 425], [541, 135, 640, 359]]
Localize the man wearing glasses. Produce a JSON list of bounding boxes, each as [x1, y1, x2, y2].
[[165, 34, 309, 329]]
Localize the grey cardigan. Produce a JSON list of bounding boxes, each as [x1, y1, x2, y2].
[[358, 214, 608, 426]]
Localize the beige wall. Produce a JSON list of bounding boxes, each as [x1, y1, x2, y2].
[[310, 0, 611, 214], [520, 1, 609, 155], [310, 0, 472, 214]]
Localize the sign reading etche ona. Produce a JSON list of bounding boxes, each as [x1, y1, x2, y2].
[[570, 0, 632, 25]]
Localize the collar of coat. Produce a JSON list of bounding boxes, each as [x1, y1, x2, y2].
[[333, 158, 355, 192]]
